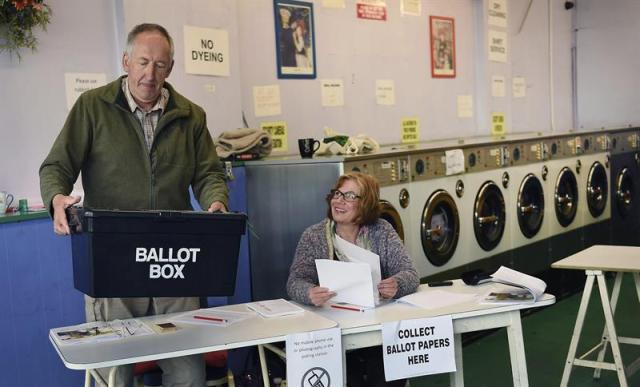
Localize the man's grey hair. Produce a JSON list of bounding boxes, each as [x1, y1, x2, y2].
[[125, 23, 174, 59]]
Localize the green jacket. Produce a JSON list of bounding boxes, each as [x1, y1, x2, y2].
[[40, 76, 228, 213]]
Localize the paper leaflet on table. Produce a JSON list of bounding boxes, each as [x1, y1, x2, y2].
[[51, 319, 153, 345], [316, 260, 376, 308], [333, 234, 381, 304], [246, 298, 305, 318], [398, 289, 477, 310], [483, 266, 547, 303], [171, 308, 252, 327]]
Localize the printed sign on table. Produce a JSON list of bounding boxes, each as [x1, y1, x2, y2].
[[287, 327, 343, 387], [401, 117, 419, 144], [382, 315, 456, 381], [261, 121, 288, 152]]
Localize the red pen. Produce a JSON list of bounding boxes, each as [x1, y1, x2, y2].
[[330, 304, 365, 312], [193, 315, 227, 323]]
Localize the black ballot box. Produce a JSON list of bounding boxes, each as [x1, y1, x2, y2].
[[66, 207, 247, 298]]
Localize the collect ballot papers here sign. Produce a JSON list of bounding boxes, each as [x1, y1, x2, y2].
[[382, 315, 456, 380]]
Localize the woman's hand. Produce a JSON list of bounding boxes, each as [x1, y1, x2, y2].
[[308, 286, 336, 306], [378, 277, 399, 299]]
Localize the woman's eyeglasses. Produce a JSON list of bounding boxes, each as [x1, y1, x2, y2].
[[330, 189, 361, 202]]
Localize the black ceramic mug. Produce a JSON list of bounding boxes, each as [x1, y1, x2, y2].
[[298, 138, 321, 158]]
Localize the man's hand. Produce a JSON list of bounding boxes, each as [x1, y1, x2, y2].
[[309, 286, 336, 306], [52, 194, 81, 235], [207, 201, 227, 213]]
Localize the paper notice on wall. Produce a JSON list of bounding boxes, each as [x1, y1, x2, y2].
[[401, 118, 420, 144], [357, 0, 387, 21], [488, 0, 507, 28], [322, 0, 345, 8], [491, 75, 506, 97], [376, 79, 395, 105], [491, 112, 506, 136], [260, 121, 288, 152], [488, 30, 508, 63], [382, 315, 456, 380], [512, 77, 526, 98], [401, 0, 421, 16], [287, 328, 343, 387], [253, 85, 281, 117], [183, 25, 229, 76], [64, 73, 106, 110], [321, 79, 345, 107], [445, 149, 465, 176], [457, 95, 473, 118]]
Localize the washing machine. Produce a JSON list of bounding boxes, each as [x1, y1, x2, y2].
[[409, 148, 468, 280], [462, 143, 512, 274], [578, 133, 611, 248], [344, 153, 412, 244], [546, 136, 584, 263], [408, 149, 468, 281], [508, 139, 550, 276], [609, 128, 640, 246]]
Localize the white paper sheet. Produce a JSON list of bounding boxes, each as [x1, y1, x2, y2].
[[445, 149, 465, 175], [398, 289, 477, 310], [246, 299, 304, 318], [334, 235, 381, 305], [171, 309, 252, 327], [316, 260, 376, 308]]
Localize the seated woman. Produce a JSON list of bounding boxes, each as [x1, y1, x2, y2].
[[287, 171, 419, 387]]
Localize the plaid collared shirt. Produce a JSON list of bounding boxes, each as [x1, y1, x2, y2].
[[122, 77, 169, 152]]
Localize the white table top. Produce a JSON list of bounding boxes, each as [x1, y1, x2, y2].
[[50, 303, 337, 370], [552, 245, 640, 272], [302, 281, 555, 335]]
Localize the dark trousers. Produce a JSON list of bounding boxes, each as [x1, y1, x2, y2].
[[346, 346, 406, 387]]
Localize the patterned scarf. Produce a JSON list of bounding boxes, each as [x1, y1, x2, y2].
[[325, 219, 372, 261]]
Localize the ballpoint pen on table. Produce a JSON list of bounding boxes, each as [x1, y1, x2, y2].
[[330, 304, 366, 312], [193, 315, 228, 323]]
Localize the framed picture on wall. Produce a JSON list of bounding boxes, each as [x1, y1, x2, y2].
[[274, 0, 316, 79], [429, 16, 456, 78]]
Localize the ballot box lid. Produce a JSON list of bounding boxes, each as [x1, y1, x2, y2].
[[68, 207, 247, 235]]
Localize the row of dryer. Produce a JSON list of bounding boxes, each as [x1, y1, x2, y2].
[[344, 129, 640, 282]]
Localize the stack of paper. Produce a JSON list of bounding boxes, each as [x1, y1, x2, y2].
[[483, 266, 547, 303], [316, 235, 382, 308], [172, 309, 252, 327], [246, 299, 305, 318]]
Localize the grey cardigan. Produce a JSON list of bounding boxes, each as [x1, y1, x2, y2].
[[287, 218, 419, 305]]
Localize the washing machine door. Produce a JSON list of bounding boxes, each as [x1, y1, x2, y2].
[[380, 200, 405, 242], [554, 167, 578, 227], [473, 181, 506, 251], [421, 190, 460, 266], [517, 173, 545, 238], [586, 161, 608, 218], [615, 167, 634, 218]]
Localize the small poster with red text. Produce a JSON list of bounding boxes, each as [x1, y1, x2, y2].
[[357, 0, 387, 21]]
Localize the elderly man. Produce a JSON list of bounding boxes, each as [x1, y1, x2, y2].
[[40, 23, 227, 386]]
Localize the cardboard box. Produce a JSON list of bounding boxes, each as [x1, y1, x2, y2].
[[66, 207, 246, 297]]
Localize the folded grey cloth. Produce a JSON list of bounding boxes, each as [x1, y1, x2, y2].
[[214, 128, 273, 159]]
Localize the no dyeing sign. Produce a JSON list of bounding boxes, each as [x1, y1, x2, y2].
[[382, 315, 456, 380], [184, 25, 229, 76]]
